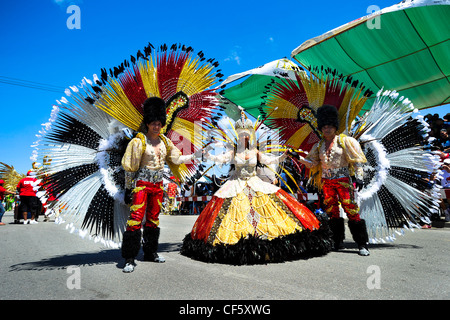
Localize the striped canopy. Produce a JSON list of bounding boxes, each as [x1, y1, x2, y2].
[[291, 0, 450, 113], [220, 59, 301, 119]]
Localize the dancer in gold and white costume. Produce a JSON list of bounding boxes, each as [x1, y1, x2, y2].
[[181, 112, 332, 265]]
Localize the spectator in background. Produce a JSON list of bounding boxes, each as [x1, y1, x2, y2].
[[443, 113, 450, 129], [424, 113, 443, 141], [4, 194, 14, 211], [180, 183, 194, 215], [13, 195, 21, 224], [166, 176, 180, 214], [0, 179, 15, 225], [424, 113, 450, 160], [440, 159, 450, 221], [16, 170, 41, 224], [439, 128, 450, 152]]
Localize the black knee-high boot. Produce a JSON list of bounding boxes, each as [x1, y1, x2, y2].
[[348, 219, 370, 256], [329, 217, 345, 251], [143, 226, 165, 262], [121, 229, 142, 262]]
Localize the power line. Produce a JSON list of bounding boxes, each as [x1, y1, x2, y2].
[[0, 80, 63, 93], [0, 75, 66, 93]]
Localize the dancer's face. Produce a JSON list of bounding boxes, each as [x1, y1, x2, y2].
[[239, 133, 250, 142], [238, 132, 251, 148], [147, 121, 162, 136], [321, 125, 337, 139]]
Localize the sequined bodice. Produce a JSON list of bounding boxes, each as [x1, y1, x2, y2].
[[233, 150, 258, 179], [140, 140, 167, 171]]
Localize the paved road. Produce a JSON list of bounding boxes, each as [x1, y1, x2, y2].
[[1, 210, 449, 303]]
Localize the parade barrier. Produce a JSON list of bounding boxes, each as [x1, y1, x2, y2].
[[177, 189, 449, 203], [176, 195, 320, 202]]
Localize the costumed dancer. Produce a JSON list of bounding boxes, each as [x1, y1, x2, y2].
[[261, 66, 440, 248], [181, 111, 333, 265], [121, 97, 198, 272], [297, 105, 370, 256], [0, 162, 26, 224], [31, 44, 222, 267]]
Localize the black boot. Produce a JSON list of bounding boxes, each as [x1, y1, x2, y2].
[[142, 226, 165, 263], [348, 219, 370, 256], [329, 217, 345, 251], [121, 229, 142, 272]]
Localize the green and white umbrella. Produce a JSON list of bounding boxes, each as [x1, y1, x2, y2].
[[220, 58, 302, 119], [291, 0, 450, 113]]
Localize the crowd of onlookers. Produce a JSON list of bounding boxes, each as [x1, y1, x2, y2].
[[423, 112, 450, 221], [424, 112, 450, 157]]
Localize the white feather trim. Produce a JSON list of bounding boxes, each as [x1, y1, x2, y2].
[[96, 131, 127, 204], [358, 134, 390, 201]]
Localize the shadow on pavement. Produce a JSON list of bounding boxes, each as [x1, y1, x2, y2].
[[8, 241, 183, 272], [9, 250, 121, 272]]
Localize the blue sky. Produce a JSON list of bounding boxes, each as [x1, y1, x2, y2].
[[0, 0, 448, 174]]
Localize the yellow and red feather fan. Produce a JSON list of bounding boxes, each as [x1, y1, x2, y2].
[[263, 68, 372, 152], [94, 44, 222, 183]]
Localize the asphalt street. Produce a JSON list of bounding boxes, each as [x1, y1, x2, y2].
[[1, 210, 449, 303]]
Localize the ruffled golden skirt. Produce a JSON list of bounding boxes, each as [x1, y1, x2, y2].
[[182, 187, 332, 264]]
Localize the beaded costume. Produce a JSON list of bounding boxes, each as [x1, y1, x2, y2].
[[120, 97, 200, 268], [303, 132, 366, 221], [262, 67, 441, 248], [181, 112, 332, 265], [32, 44, 222, 251], [298, 105, 370, 254]]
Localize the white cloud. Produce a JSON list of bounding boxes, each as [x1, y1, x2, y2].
[[224, 47, 242, 65]]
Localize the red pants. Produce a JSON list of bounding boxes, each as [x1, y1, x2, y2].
[[126, 180, 164, 231], [322, 177, 360, 221]]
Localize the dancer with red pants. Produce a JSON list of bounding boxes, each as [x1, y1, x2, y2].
[[298, 105, 370, 256], [121, 97, 196, 272]]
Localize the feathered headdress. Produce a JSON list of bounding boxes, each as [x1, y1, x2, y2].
[[142, 97, 167, 128], [235, 110, 255, 134], [262, 66, 441, 243], [264, 68, 440, 243], [351, 90, 441, 242], [316, 104, 339, 131], [94, 44, 222, 182], [263, 67, 373, 151], [32, 43, 222, 244], [0, 162, 25, 192]]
